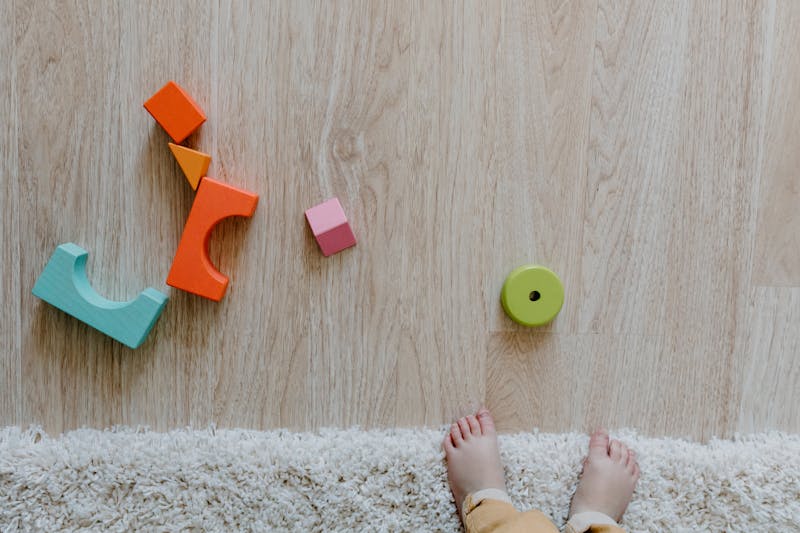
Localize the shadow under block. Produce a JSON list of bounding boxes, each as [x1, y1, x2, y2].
[[143, 81, 206, 143], [31, 243, 169, 349], [166, 177, 259, 301], [305, 198, 357, 256], [168, 143, 211, 190]]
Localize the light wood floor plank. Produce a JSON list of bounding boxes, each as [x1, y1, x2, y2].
[[581, 1, 689, 337], [15, 1, 215, 432], [488, 1, 775, 439], [115, 1, 218, 432], [211, 1, 418, 429], [658, 0, 771, 441], [17, 0, 125, 431], [485, 0, 597, 334], [401, 0, 501, 423], [0, 0, 21, 426], [660, 0, 766, 343], [487, 332, 665, 434], [753, 0, 800, 287], [733, 287, 800, 433]]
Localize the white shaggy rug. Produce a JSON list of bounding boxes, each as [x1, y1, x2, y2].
[[1, 427, 798, 532]]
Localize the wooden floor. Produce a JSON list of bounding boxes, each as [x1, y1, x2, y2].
[[2, 1, 799, 441]]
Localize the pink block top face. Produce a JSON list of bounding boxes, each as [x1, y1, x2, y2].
[[305, 197, 349, 235]]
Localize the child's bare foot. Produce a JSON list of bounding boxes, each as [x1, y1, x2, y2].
[[442, 408, 507, 517], [569, 429, 640, 523]]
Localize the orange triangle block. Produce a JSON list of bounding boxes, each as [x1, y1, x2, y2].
[[168, 143, 211, 190]]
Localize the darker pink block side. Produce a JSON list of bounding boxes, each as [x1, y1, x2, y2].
[[317, 223, 356, 256]]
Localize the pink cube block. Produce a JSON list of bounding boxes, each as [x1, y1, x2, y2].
[[305, 198, 357, 256]]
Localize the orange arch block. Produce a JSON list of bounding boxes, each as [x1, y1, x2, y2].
[[167, 177, 259, 301]]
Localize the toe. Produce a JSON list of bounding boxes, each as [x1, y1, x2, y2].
[[626, 449, 636, 467], [442, 433, 455, 453], [633, 463, 641, 480], [457, 418, 471, 440], [451, 423, 463, 445], [466, 415, 481, 435], [589, 428, 610, 459], [610, 439, 623, 461], [476, 408, 497, 435], [617, 442, 629, 463]]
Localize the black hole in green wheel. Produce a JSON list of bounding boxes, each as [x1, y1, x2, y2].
[[529, 290, 541, 302]]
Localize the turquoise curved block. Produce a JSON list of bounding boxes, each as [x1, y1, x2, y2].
[[32, 243, 168, 349]]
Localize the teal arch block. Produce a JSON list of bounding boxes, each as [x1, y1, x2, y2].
[[32, 243, 168, 349]]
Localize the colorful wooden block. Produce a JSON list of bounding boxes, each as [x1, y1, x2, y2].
[[305, 198, 356, 256], [168, 142, 211, 190], [31, 243, 168, 349], [143, 81, 206, 143], [500, 264, 564, 327], [166, 177, 259, 301]]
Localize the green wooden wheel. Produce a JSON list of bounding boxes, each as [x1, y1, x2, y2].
[[501, 264, 564, 327]]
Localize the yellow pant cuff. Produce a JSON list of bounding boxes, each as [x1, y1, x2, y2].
[[565, 511, 618, 533], [462, 488, 512, 522]]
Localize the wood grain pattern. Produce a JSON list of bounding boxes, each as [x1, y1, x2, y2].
[[753, 1, 800, 286], [733, 287, 800, 433], [485, 0, 596, 335], [1, 0, 20, 426], [15, 0, 215, 431], [487, 333, 664, 434], [1, 1, 798, 440]]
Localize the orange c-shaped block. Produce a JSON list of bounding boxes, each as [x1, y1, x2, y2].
[[167, 177, 259, 301]]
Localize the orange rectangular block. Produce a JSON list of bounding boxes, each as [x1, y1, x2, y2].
[[144, 81, 206, 143]]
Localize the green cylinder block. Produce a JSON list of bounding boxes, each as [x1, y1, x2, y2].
[[501, 264, 564, 327]]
